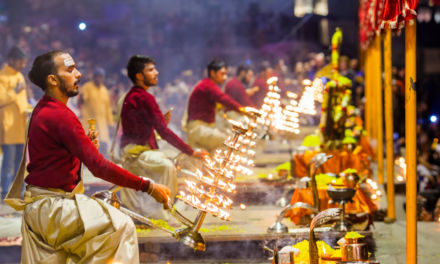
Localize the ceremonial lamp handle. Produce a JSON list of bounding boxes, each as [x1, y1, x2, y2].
[[190, 129, 242, 233], [87, 118, 97, 141]]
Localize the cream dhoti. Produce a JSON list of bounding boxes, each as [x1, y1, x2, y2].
[[120, 144, 177, 220], [21, 185, 139, 264], [186, 120, 228, 154]]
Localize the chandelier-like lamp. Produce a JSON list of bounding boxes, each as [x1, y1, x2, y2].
[[175, 120, 248, 251]]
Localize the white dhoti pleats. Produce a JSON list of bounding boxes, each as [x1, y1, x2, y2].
[[5, 108, 140, 264], [120, 145, 177, 220], [186, 120, 228, 154], [21, 187, 139, 264]]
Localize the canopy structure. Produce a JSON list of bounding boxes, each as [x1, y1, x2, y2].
[[359, 1, 419, 264]]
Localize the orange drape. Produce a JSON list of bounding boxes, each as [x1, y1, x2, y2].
[[294, 150, 368, 177], [285, 187, 378, 225]]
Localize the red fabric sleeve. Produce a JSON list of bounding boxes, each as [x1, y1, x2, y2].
[[142, 94, 194, 156], [209, 83, 242, 112], [58, 115, 149, 191], [239, 88, 256, 108]]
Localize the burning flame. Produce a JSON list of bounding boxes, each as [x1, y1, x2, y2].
[[244, 107, 260, 114], [227, 119, 244, 128], [286, 91, 298, 98], [240, 204, 246, 210], [322, 243, 327, 256], [267, 76, 278, 84], [302, 79, 312, 85]]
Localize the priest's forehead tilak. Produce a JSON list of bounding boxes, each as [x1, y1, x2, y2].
[[64, 56, 75, 67]]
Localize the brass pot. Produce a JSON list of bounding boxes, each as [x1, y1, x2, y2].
[[342, 173, 360, 188], [341, 237, 369, 262]]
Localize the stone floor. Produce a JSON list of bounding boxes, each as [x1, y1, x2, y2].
[[1, 133, 439, 263]]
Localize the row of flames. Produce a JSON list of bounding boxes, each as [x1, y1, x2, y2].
[[289, 78, 324, 116], [260, 77, 301, 134], [177, 116, 262, 222]]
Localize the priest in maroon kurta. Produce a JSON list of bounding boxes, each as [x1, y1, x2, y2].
[[5, 51, 171, 264], [223, 65, 256, 112], [249, 61, 273, 109], [184, 59, 243, 152], [119, 55, 207, 220]]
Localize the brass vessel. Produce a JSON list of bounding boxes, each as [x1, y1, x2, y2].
[[341, 237, 369, 262], [342, 172, 360, 188]]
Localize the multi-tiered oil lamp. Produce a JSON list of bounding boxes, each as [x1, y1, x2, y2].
[[175, 120, 248, 251], [91, 118, 250, 251], [260, 77, 301, 134], [290, 78, 323, 116], [228, 107, 261, 176]]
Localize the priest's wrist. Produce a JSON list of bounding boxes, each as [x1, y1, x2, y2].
[[143, 180, 155, 196]]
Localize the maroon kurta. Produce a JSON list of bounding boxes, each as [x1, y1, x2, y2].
[[224, 78, 255, 112], [187, 78, 242, 124], [249, 77, 269, 109], [25, 95, 149, 192], [121, 86, 193, 156]]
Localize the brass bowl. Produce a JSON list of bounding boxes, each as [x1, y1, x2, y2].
[[327, 188, 357, 203], [342, 172, 360, 188]]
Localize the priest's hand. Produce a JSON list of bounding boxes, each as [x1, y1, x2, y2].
[[88, 130, 100, 149], [148, 183, 171, 210], [191, 149, 209, 161], [246, 86, 259, 96], [164, 108, 173, 124]]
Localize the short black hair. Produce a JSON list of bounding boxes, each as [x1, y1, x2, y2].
[[258, 61, 271, 73], [8, 45, 28, 60], [28, 50, 67, 91], [207, 59, 226, 77], [127, 55, 156, 84], [236, 65, 251, 76]]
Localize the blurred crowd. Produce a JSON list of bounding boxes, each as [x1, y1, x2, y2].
[[1, 1, 440, 221]]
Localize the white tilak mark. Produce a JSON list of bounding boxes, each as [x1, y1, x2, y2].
[[64, 58, 75, 67]]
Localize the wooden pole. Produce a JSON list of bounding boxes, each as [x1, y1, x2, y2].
[[405, 21, 417, 264], [384, 28, 396, 222], [365, 47, 371, 139], [370, 45, 377, 146], [372, 36, 384, 183]]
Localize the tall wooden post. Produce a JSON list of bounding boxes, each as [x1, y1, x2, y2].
[[405, 21, 417, 264], [365, 47, 372, 139], [372, 36, 384, 184], [384, 28, 395, 222]]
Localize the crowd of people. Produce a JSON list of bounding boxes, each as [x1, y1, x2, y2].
[[1, 2, 440, 228]]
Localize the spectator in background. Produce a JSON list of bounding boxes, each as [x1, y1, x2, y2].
[[308, 53, 325, 79], [79, 67, 115, 158], [224, 65, 256, 109], [250, 61, 272, 109], [349, 58, 359, 73], [0, 45, 29, 200], [292, 62, 307, 92]]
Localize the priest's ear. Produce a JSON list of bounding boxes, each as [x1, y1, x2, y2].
[[47, 74, 59, 87], [135, 72, 144, 82]]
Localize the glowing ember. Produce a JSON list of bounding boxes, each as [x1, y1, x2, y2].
[[244, 107, 260, 114], [302, 79, 312, 85], [240, 204, 246, 210], [267, 76, 278, 84], [286, 91, 298, 98], [227, 119, 244, 128]]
